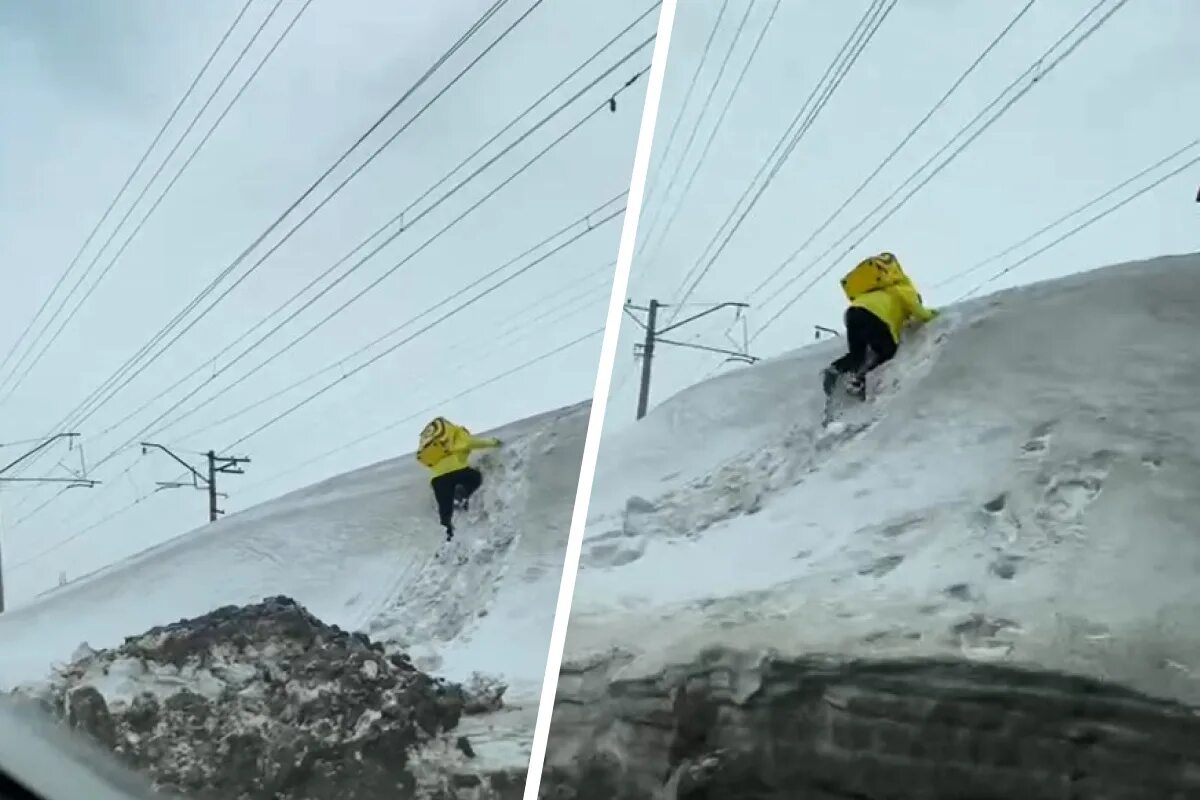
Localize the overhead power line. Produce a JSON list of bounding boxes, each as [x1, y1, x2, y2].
[[172, 262, 617, 446], [635, 0, 731, 234], [220, 205, 627, 451], [52, 0, 523, 437], [752, 0, 1130, 341], [667, 0, 897, 326], [89, 43, 651, 454], [84, 4, 660, 445], [221, 259, 615, 444], [636, 0, 780, 276], [746, 0, 1036, 304], [23, 0, 519, 456], [238, 325, 606, 498], [936, 137, 1200, 296], [957, 146, 1200, 300], [164, 195, 625, 444], [86, 60, 647, 470], [0, 0, 296, 406], [59, 0, 548, 438], [0, 0, 256, 394]]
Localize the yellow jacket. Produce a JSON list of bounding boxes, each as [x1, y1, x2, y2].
[[850, 279, 936, 343], [424, 422, 500, 479]]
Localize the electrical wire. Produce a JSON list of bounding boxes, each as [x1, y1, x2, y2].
[[957, 149, 1200, 300], [236, 325, 605, 498], [609, 0, 790, 414], [263, 260, 615, 437], [162, 195, 625, 443], [88, 62, 646, 467], [8, 467, 163, 571], [636, 0, 780, 277], [294, 268, 614, 451], [0, 0, 256, 392], [88, 6, 658, 443], [57, 0, 527, 438], [637, 0, 731, 224], [94, 50, 650, 452], [5, 455, 143, 534], [746, 0, 1036, 303], [667, 0, 896, 326], [26, 0, 517, 450], [61, 0, 548, 438], [752, 0, 1129, 341], [0, 0, 295, 405], [220, 205, 626, 451], [935, 137, 1200, 295]]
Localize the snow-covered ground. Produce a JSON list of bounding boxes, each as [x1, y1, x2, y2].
[[0, 400, 588, 770], [564, 253, 1200, 706]]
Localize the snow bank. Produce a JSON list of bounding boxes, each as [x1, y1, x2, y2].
[[543, 254, 1200, 797], [566, 254, 1200, 704]]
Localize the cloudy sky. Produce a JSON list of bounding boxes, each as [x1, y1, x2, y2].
[[0, 0, 661, 603], [605, 0, 1199, 433]]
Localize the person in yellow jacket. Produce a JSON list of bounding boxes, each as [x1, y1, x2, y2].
[[416, 417, 501, 540], [822, 252, 939, 399]]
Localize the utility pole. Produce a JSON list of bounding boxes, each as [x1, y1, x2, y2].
[[0, 433, 101, 614], [140, 443, 250, 523], [635, 299, 659, 420], [625, 299, 758, 420], [206, 450, 250, 522]]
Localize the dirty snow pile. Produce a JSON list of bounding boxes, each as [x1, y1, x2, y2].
[[14, 596, 522, 800]]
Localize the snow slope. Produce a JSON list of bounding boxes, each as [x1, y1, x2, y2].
[[0, 400, 588, 768], [564, 253, 1200, 706]]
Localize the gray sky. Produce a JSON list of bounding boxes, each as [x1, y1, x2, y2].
[[0, 0, 658, 603], [606, 0, 1199, 432]]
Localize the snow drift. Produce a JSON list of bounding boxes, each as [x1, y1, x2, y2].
[[543, 254, 1200, 797], [0, 399, 590, 784]]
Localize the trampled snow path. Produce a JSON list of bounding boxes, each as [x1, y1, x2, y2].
[[0, 401, 587, 768], [564, 253, 1200, 706]]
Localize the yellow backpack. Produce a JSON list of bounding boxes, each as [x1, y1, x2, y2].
[[840, 251, 907, 301], [416, 417, 454, 468]]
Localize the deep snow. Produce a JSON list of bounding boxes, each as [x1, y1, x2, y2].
[[564, 253, 1200, 706], [0, 400, 588, 771]]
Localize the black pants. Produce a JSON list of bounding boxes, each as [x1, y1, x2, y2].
[[431, 467, 482, 532], [830, 305, 897, 377]]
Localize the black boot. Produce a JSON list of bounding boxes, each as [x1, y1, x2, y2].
[[444, 524, 454, 542]]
